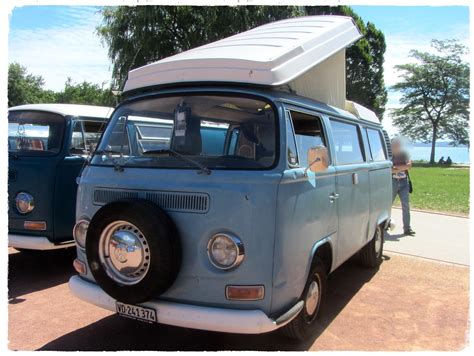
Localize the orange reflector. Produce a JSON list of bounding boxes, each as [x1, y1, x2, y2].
[[226, 285, 264, 301], [73, 259, 87, 275], [23, 221, 47, 231]]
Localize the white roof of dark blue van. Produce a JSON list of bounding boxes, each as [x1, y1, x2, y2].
[[123, 16, 362, 92], [9, 104, 113, 119]]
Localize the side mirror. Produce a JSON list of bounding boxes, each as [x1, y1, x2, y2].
[[305, 146, 329, 175]]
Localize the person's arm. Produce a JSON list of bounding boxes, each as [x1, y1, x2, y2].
[[393, 160, 412, 172]]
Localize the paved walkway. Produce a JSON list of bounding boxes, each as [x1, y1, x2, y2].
[[385, 208, 470, 266]]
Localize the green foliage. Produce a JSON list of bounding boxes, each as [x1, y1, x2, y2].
[[8, 63, 56, 107], [8, 63, 115, 107], [391, 40, 470, 163], [97, 5, 387, 117], [56, 78, 116, 106]]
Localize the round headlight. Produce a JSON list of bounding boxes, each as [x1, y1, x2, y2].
[[207, 233, 244, 270], [15, 192, 34, 214], [73, 219, 89, 249]]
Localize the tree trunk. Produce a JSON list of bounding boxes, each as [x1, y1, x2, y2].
[[430, 125, 438, 164]]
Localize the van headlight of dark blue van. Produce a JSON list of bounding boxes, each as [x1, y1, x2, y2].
[[15, 192, 35, 214]]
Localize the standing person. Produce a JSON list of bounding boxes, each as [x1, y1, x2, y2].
[[391, 138, 415, 236]]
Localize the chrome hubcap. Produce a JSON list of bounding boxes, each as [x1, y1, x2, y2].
[[305, 279, 320, 316], [374, 228, 382, 256], [98, 221, 150, 285]]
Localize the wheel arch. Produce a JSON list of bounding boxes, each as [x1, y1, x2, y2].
[[308, 235, 335, 277]]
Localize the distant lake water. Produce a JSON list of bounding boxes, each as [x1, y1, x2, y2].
[[409, 146, 470, 164]]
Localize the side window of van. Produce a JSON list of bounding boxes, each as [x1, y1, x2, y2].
[[201, 127, 227, 155], [70, 121, 86, 154], [83, 121, 104, 153], [107, 116, 131, 156], [70, 120, 104, 155], [285, 113, 299, 167], [289, 111, 327, 167], [136, 123, 172, 152], [366, 128, 387, 161], [330, 120, 364, 165], [228, 128, 239, 155]]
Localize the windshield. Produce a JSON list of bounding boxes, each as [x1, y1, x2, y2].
[[91, 94, 277, 170], [8, 111, 65, 155]]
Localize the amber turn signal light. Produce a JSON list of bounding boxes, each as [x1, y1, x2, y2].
[[226, 285, 264, 301], [73, 259, 87, 275], [23, 221, 47, 231]]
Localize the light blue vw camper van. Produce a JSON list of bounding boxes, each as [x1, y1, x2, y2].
[[69, 16, 393, 340], [8, 104, 112, 251]]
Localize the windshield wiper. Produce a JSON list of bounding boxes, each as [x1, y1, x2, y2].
[[142, 149, 211, 175]]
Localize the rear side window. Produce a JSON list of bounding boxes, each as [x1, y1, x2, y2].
[[289, 111, 327, 167], [366, 128, 387, 161], [70, 120, 105, 155], [330, 120, 364, 165]]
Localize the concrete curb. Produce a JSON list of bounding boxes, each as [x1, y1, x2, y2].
[[392, 206, 469, 219], [385, 250, 469, 268]]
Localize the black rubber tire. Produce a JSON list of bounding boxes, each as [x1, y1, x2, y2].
[[359, 225, 384, 268], [281, 258, 327, 341], [86, 199, 181, 304]]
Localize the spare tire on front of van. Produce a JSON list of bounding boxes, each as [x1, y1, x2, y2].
[[85, 199, 181, 304]]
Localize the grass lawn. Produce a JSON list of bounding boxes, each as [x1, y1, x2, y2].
[[393, 164, 470, 216]]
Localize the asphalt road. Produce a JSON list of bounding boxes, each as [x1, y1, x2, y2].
[[8, 246, 469, 351]]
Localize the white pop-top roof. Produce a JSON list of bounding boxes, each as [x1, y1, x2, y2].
[[123, 16, 362, 92], [345, 101, 380, 123], [9, 104, 113, 119]]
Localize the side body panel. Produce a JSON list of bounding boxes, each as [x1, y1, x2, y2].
[[272, 107, 338, 314], [332, 162, 370, 267]]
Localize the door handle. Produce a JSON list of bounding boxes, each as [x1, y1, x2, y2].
[[329, 193, 339, 203], [352, 173, 359, 185]]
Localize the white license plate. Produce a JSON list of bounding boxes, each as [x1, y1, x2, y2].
[[116, 302, 157, 323]]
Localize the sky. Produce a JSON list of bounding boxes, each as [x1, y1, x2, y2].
[[8, 5, 470, 136]]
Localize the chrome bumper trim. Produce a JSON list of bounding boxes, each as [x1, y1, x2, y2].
[[69, 275, 302, 334], [8, 234, 75, 251]]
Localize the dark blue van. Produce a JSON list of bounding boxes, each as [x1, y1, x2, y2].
[[8, 104, 112, 251]]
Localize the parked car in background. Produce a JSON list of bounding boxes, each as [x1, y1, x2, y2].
[[69, 16, 393, 340], [8, 104, 112, 251]]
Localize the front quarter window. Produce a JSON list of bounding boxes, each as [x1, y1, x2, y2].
[[91, 95, 277, 170]]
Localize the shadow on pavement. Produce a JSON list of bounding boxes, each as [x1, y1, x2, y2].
[[39, 257, 381, 351], [384, 232, 406, 242], [8, 248, 76, 301]]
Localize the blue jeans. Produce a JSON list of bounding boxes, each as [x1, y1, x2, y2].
[[392, 177, 411, 231]]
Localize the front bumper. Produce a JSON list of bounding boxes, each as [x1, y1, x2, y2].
[[69, 275, 303, 334], [8, 234, 75, 251]]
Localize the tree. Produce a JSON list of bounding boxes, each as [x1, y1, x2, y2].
[[305, 6, 387, 118], [56, 78, 116, 106], [391, 40, 469, 163], [8, 63, 117, 108], [8, 62, 56, 107], [97, 6, 387, 117]]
